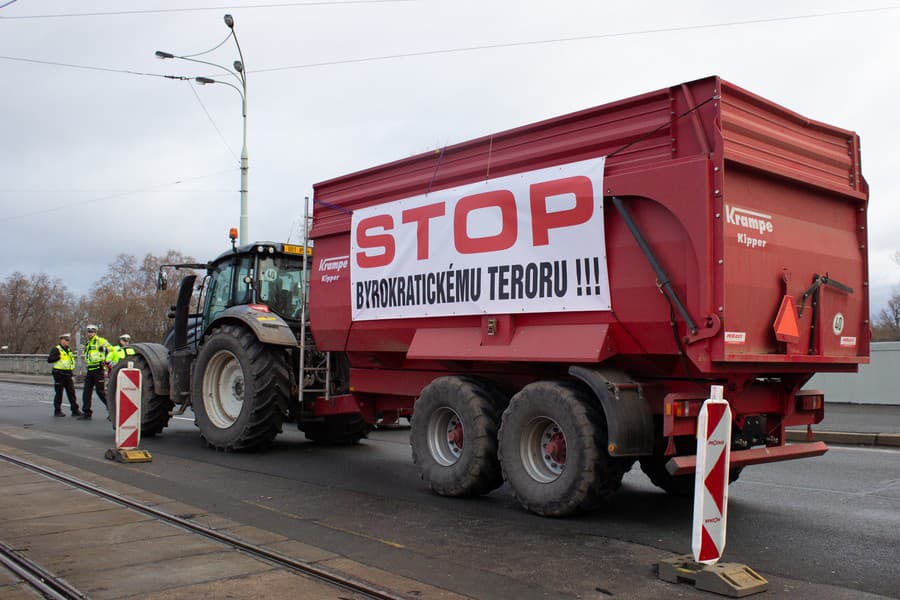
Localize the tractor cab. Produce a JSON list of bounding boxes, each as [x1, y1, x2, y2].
[[158, 235, 311, 353], [202, 241, 310, 326]]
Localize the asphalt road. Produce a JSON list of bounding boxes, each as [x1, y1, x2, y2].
[[1, 381, 898, 599]]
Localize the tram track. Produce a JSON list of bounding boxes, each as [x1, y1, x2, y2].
[[0, 538, 85, 599], [0, 451, 409, 600]]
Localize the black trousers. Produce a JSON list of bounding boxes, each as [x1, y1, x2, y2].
[[52, 370, 78, 412], [82, 368, 107, 416]]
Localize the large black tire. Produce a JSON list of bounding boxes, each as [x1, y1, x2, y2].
[[301, 413, 370, 445], [639, 456, 743, 497], [107, 355, 174, 437], [498, 381, 624, 517], [192, 324, 290, 451], [411, 376, 508, 497]]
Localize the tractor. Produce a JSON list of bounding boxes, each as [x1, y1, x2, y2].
[[108, 232, 360, 449]]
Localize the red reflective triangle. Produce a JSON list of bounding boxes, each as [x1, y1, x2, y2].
[[774, 295, 800, 343], [705, 449, 728, 514], [125, 370, 140, 388], [118, 393, 138, 426], [698, 525, 721, 562], [121, 430, 139, 449], [706, 402, 727, 439]]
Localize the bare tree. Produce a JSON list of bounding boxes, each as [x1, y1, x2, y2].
[[0, 272, 78, 353], [84, 250, 197, 343], [872, 288, 900, 341]]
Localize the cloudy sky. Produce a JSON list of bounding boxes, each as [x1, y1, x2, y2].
[[2, 0, 898, 313]]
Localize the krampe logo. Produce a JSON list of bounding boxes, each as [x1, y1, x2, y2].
[[726, 205, 774, 235], [320, 256, 349, 272]]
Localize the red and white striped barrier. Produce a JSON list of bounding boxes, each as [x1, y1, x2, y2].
[[691, 385, 732, 565], [115, 368, 142, 450]]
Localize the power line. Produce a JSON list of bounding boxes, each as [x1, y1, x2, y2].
[[0, 0, 413, 20], [0, 55, 188, 78], [254, 5, 900, 74], [0, 190, 233, 193], [0, 169, 238, 223], [2, 6, 897, 79], [187, 83, 240, 160]]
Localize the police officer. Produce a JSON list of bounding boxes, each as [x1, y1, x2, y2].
[[47, 333, 81, 417], [80, 324, 110, 419], [107, 334, 136, 366]]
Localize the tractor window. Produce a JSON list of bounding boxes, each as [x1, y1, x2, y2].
[[204, 261, 236, 327], [257, 254, 304, 319], [233, 255, 253, 305]]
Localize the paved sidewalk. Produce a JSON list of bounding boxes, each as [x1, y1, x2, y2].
[[1, 373, 898, 446], [0, 445, 460, 600]]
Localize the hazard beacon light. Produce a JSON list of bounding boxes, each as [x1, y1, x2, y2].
[[773, 295, 800, 344]]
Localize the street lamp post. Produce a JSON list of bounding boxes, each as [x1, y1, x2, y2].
[[155, 13, 250, 245]]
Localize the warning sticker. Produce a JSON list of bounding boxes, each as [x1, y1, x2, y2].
[[724, 331, 746, 345]]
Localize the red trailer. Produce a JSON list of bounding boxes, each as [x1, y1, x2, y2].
[[308, 76, 869, 516]]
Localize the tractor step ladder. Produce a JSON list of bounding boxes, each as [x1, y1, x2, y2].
[[298, 196, 331, 402]]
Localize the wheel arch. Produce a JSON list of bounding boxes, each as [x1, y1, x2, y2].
[[208, 306, 298, 348], [129, 342, 170, 397], [568, 366, 654, 457]]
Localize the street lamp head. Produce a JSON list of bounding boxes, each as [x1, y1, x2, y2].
[[233, 60, 244, 73], [155, 50, 175, 59], [195, 76, 216, 85], [224, 14, 234, 28]]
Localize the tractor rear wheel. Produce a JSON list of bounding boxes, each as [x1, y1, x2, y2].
[[411, 376, 507, 497], [107, 355, 173, 437], [192, 324, 290, 451], [498, 381, 624, 517]]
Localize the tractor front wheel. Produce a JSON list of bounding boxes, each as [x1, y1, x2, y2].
[[192, 324, 290, 451]]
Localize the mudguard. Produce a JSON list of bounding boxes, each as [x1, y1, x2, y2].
[[569, 366, 654, 457], [129, 342, 170, 397], [211, 305, 298, 347]]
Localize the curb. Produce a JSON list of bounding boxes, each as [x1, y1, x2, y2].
[[786, 430, 900, 447], [0, 375, 53, 387]]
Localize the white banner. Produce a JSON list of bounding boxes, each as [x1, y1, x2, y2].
[[350, 156, 610, 321]]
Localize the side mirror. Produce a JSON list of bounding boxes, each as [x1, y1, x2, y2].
[[157, 270, 168, 291]]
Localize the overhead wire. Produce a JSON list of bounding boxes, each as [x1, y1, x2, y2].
[[187, 82, 240, 160], [0, 0, 414, 20], [2, 6, 898, 79], [0, 169, 239, 223], [254, 5, 900, 73]]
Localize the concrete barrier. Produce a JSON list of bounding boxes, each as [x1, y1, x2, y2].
[[0, 354, 51, 376], [805, 342, 900, 406]]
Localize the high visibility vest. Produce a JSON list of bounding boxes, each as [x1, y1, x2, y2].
[[52, 345, 76, 371], [84, 336, 110, 368], [107, 345, 136, 365]]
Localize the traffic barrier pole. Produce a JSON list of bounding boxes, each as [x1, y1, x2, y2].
[[658, 385, 768, 596], [104, 363, 152, 463], [692, 384, 731, 564]]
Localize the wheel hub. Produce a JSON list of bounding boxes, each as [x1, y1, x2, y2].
[[427, 407, 464, 466], [202, 350, 245, 429], [520, 417, 567, 483]]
